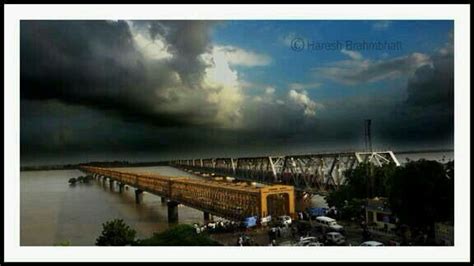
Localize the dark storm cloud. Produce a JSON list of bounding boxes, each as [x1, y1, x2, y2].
[[155, 21, 214, 88], [20, 20, 216, 127], [379, 44, 454, 145], [129, 20, 216, 88], [405, 52, 453, 109], [19, 21, 454, 165]]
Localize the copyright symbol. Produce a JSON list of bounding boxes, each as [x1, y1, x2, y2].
[[291, 38, 305, 52]]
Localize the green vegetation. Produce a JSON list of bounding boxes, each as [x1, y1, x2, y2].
[[135, 224, 222, 246], [95, 219, 221, 246], [389, 160, 454, 229], [54, 240, 71, 246], [96, 219, 137, 246], [68, 175, 93, 185], [326, 159, 454, 230], [77, 175, 93, 183]]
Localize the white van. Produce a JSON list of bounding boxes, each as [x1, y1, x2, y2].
[[314, 216, 344, 233]]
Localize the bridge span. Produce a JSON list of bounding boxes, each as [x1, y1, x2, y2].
[[169, 151, 401, 194], [80, 166, 295, 223]]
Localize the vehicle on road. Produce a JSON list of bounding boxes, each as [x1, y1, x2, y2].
[[306, 207, 328, 220], [324, 232, 346, 246], [296, 236, 324, 246], [314, 216, 345, 233], [360, 241, 384, 246], [301, 241, 324, 246], [278, 215, 292, 226]]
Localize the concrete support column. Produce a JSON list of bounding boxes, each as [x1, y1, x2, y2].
[[102, 176, 107, 186], [118, 183, 125, 193], [167, 201, 179, 223], [109, 179, 114, 190], [135, 189, 143, 204], [203, 211, 210, 222]]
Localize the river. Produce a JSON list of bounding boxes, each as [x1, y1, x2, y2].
[[20, 166, 208, 246]]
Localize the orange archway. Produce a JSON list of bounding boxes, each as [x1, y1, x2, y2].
[[259, 185, 295, 219]]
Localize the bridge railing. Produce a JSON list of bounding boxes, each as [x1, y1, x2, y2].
[[80, 165, 295, 220], [170, 151, 400, 193]]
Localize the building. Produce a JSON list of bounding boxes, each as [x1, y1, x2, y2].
[[365, 197, 398, 232]]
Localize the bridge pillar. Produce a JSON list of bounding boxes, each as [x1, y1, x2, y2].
[[167, 201, 179, 223], [203, 212, 210, 221], [161, 197, 167, 204], [109, 179, 114, 190], [102, 176, 107, 186], [135, 189, 143, 204], [118, 183, 124, 193]]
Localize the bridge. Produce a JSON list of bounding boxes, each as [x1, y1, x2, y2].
[[169, 151, 401, 194], [80, 166, 295, 223]]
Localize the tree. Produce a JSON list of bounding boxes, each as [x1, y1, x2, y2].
[[326, 159, 454, 231], [135, 224, 221, 246], [326, 162, 397, 210], [389, 160, 454, 231], [68, 177, 77, 185], [95, 219, 137, 246]]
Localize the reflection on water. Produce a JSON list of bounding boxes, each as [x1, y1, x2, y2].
[[20, 166, 206, 246]]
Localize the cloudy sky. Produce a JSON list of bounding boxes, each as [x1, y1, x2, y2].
[[20, 20, 454, 165]]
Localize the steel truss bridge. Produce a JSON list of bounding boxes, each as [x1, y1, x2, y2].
[[81, 166, 295, 221], [170, 151, 400, 194]]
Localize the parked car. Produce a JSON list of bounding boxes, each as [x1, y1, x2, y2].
[[314, 216, 345, 233], [360, 241, 384, 246], [296, 236, 324, 246], [278, 215, 292, 226], [324, 232, 346, 246], [299, 241, 324, 246]]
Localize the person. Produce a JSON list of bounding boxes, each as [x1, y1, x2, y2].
[[268, 229, 275, 242], [238, 236, 244, 246]]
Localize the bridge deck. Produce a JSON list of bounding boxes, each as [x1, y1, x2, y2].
[[80, 166, 295, 221]]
